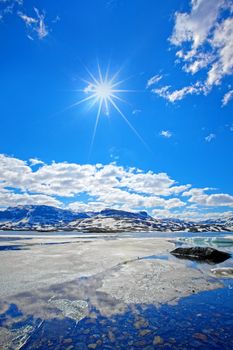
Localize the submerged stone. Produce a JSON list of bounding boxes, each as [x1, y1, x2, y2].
[[153, 335, 164, 345], [139, 329, 151, 336], [170, 247, 231, 264], [193, 333, 208, 341], [134, 318, 149, 329], [49, 298, 88, 322]]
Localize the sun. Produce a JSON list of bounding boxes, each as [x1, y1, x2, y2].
[[67, 63, 149, 156], [83, 78, 116, 116], [95, 82, 113, 99], [81, 64, 129, 117]]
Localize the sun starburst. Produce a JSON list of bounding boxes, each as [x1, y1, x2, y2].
[[69, 63, 149, 157], [81, 64, 131, 117]]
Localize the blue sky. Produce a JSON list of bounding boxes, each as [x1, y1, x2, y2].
[[0, 0, 233, 219]]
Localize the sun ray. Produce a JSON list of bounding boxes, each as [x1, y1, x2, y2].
[[108, 97, 150, 152], [111, 73, 139, 88], [109, 67, 122, 85], [112, 89, 139, 93], [103, 97, 110, 116], [105, 61, 111, 82], [87, 96, 99, 111], [83, 64, 100, 86], [60, 94, 96, 114], [88, 98, 103, 159], [111, 93, 133, 107], [79, 77, 95, 87], [97, 61, 104, 84]]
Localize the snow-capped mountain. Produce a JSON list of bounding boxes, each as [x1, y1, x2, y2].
[[200, 215, 233, 226], [0, 205, 88, 230], [0, 205, 232, 232]]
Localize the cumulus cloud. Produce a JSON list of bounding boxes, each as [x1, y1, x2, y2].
[[153, 207, 233, 221], [206, 17, 233, 87], [29, 158, 44, 166], [153, 0, 233, 103], [0, 154, 232, 217], [0, 191, 61, 208], [0, 154, 189, 211], [171, 0, 233, 87], [183, 187, 233, 207], [170, 0, 224, 50], [205, 133, 216, 142], [68, 201, 106, 212], [222, 89, 233, 106], [160, 130, 172, 138]]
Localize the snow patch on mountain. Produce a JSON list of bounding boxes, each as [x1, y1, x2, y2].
[[0, 205, 232, 233]]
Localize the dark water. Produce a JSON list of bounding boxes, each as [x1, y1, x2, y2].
[[0, 232, 233, 349], [0, 245, 25, 251]]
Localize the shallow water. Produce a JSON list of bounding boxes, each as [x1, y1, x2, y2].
[[1, 282, 233, 350], [0, 231, 233, 349]]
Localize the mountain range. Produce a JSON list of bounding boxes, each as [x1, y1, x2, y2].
[[0, 205, 232, 233]]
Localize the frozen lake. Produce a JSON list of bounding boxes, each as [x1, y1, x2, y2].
[[0, 231, 232, 349]]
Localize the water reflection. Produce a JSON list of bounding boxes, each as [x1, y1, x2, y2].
[[0, 283, 233, 350]]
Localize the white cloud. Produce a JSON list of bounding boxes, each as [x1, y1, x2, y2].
[[68, 201, 106, 212], [183, 52, 214, 75], [206, 17, 233, 87], [146, 74, 163, 88], [90, 187, 186, 210], [152, 207, 233, 221], [0, 185, 61, 208], [190, 193, 233, 207], [29, 158, 44, 166], [18, 13, 37, 25], [183, 187, 233, 207], [0, 0, 22, 19], [205, 194, 233, 206], [0, 1, 53, 40], [18, 7, 48, 40], [0, 154, 232, 215], [152, 82, 207, 103], [205, 133, 216, 142], [132, 109, 142, 115], [170, 0, 224, 50], [160, 130, 172, 138], [182, 188, 213, 197], [0, 154, 189, 211], [222, 89, 233, 106], [154, 0, 233, 104]]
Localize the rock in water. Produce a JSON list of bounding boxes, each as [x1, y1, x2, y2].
[[211, 267, 233, 277], [170, 247, 231, 264], [49, 298, 88, 322]]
